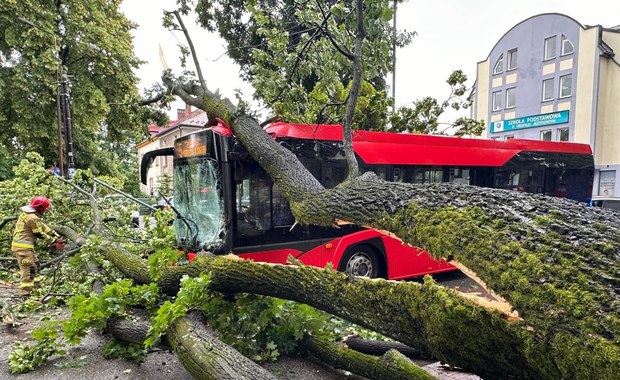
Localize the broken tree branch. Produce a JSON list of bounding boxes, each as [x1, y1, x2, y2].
[[303, 334, 434, 380], [167, 10, 207, 92], [341, 0, 365, 181]]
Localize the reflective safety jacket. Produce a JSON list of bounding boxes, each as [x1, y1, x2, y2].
[[11, 211, 59, 251]]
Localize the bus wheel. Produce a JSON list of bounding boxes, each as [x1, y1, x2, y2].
[[342, 246, 381, 278]]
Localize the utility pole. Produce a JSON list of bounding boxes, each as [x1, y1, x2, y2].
[[392, 0, 397, 115], [18, 17, 69, 177], [56, 76, 64, 177], [59, 74, 75, 179]]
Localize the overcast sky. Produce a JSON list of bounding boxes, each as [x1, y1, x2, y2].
[[120, 0, 620, 124]]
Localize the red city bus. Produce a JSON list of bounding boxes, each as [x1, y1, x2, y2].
[[141, 121, 594, 280]]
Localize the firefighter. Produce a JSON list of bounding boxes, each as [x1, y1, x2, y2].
[[10, 196, 63, 295]]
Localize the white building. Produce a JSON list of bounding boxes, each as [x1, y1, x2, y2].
[[137, 106, 207, 195], [471, 13, 620, 198]]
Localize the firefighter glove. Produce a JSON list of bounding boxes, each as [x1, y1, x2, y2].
[[54, 238, 65, 251]]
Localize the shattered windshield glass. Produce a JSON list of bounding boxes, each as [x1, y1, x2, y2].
[[173, 156, 224, 250]]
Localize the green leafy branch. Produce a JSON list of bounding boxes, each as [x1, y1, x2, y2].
[[8, 280, 160, 373], [7, 322, 66, 374], [145, 273, 213, 347]]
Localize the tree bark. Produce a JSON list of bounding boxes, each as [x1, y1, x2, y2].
[[168, 311, 277, 380], [90, 243, 541, 379], [106, 309, 152, 345], [216, 111, 619, 379], [67, 229, 274, 380], [106, 310, 276, 380], [303, 334, 434, 380]]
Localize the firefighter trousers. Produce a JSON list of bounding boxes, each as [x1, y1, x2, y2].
[[12, 248, 41, 293]]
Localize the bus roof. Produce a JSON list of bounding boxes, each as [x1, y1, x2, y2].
[[263, 122, 593, 167]]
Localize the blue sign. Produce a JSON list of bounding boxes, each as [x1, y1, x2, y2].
[[491, 110, 569, 133]]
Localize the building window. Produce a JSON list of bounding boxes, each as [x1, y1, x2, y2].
[[599, 170, 616, 196], [507, 49, 518, 70], [559, 74, 572, 98], [540, 130, 552, 141], [542, 78, 554, 101], [492, 91, 502, 111], [557, 128, 569, 141], [163, 155, 168, 167], [561, 35, 574, 55], [505, 87, 516, 108], [505, 135, 514, 140], [544, 36, 556, 60], [493, 54, 504, 75]]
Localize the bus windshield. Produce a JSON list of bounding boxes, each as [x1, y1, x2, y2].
[[173, 156, 224, 250]]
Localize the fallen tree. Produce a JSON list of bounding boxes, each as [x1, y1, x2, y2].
[[57, 199, 618, 378], [140, 6, 620, 372], [143, 16, 620, 373], [57, 225, 438, 379]]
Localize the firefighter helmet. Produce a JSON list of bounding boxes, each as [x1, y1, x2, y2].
[[30, 196, 51, 213]]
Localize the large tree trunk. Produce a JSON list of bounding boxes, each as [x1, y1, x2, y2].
[[223, 115, 619, 380], [80, 236, 613, 380], [59, 112, 620, 380], [61, 228, 277, 379]]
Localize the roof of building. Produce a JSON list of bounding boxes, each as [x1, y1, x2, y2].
[[147, 124, 160, 136], [156, 111, 208, 137], [137, 109, 208, 150], [479, 13, 620, 63]]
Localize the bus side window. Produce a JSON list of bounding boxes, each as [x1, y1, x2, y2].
[[236, 169, 272, 237], [494, 168, 516, 190], [413, 168, 442, 184], [450, 168, 470, 185], [272, 183, 295, 227], [394, 167, 415, 183]]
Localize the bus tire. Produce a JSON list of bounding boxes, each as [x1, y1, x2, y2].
[[340, 245, 383, 278]]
